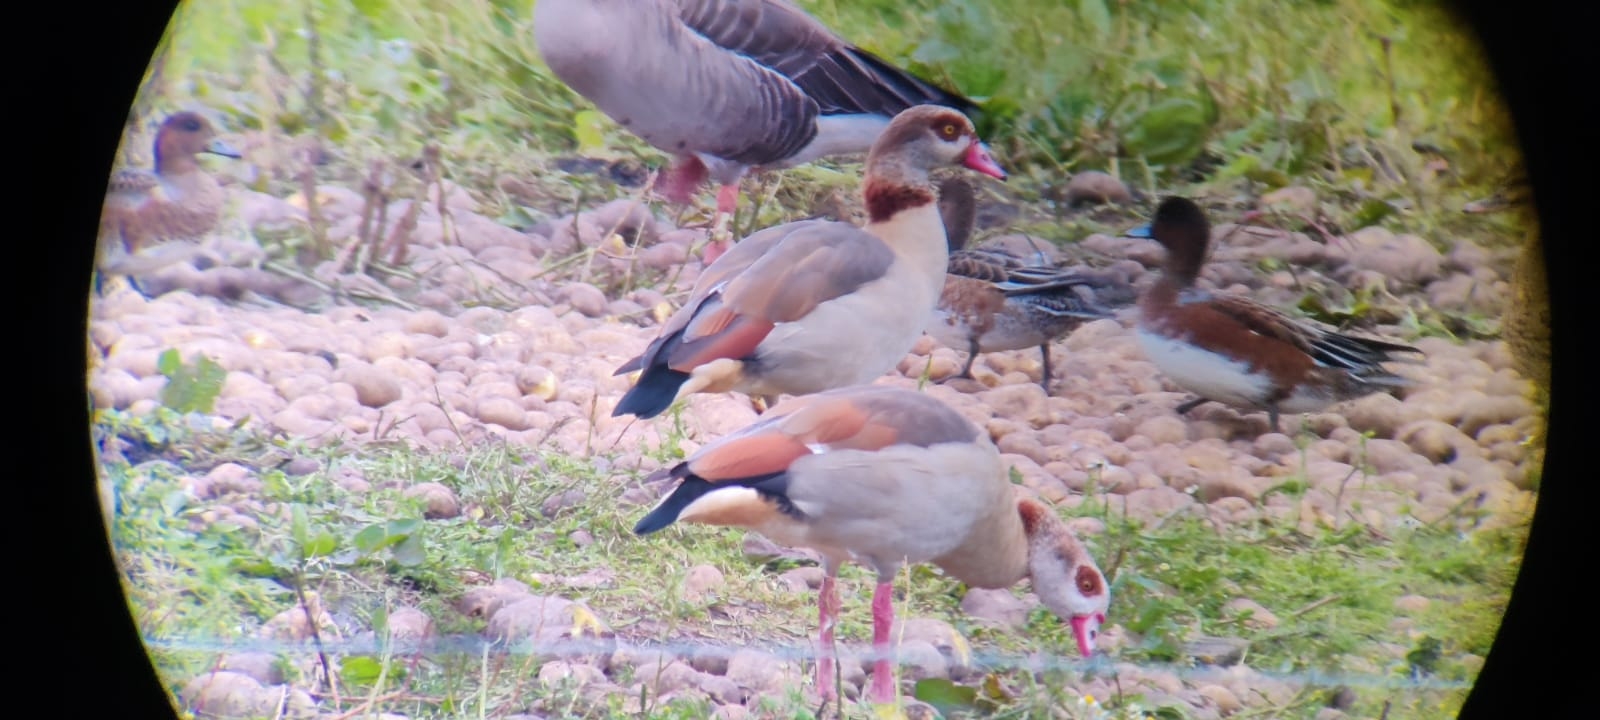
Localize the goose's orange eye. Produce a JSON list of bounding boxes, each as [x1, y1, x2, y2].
[[939, 123, 960, 139], [1075, 565, 1103, 595]]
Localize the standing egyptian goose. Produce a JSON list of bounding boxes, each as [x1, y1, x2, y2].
[[1131, 196, 1424, 432], [925, 178, 1138, 390], [611, 105, 1007, 419], [532, 0, 977, 227], [97, 112, 241, 292], [633, 385, 1110, 706]]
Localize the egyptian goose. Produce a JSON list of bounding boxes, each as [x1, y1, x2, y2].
[[632, 385, 1110, 706], [532, 0, 977, 227], [925, 178, 1138, 390], [97, 112, 241, 291], [1131, 196, 1424, 432], [611, 105, 1007, 420]]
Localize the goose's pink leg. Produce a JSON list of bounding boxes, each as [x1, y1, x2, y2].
[[702, 184, 741, 265], [816, 572, 841, 700], [868, 580, 897, 705], [715, 184, 740, 216]]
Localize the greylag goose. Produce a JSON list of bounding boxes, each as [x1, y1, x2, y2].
[[633, 385, 1110, 706], [533, 0, 978, 228], [926, 178, 1138, 390], [611, 105, 1006, 419], [1130, 196, 1424, 432]]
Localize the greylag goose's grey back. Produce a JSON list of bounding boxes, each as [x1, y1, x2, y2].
[[535, 0, 817, 180], [677, 0, 977, 120], [533, 0, 977, 186]]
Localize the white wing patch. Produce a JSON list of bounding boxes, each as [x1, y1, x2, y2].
[[679, 486, 763, 524], [1137, 329, 1271, 408]]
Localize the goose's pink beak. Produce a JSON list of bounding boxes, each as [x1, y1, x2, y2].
[[962, 141, 1007, 181], [1070, 613, 1103, 658]]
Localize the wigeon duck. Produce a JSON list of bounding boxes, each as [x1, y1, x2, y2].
[[611, 105, 1007, 419], [97, 112, 241, 287], [925, 177, 1138, 390], [1130, 196, 1424, 432], [633, 385, 1109, 706], [533, 0, 977, 229]]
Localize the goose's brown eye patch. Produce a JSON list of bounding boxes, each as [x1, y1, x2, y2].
[[1076, 565, 1103, 596], [938, 122, 960, 139]]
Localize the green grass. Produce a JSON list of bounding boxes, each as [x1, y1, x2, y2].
[[140, 0, 1528, 248], [103, 407, 1521, 719], [128, 0, 1533, 342]]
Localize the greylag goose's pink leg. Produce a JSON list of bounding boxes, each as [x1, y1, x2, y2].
[[868, 580, 897, 705], [715, 184, 740, 216], [816, 572, 841, 700], [702, 184, 740, 264]]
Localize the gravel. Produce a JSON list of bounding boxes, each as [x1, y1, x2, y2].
[[98, 182, 1539, 718]]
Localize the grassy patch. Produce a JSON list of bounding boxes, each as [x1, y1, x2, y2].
[[124, 0, 1535, 343], [139, 0, 1527, 249], [103, 407, 1519, 719]]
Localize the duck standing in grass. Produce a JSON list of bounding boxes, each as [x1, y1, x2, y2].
[[632, 385, 1110, 707], [611, 105, 1007, 420], [532, 0, 978, 256], [926, 177, 1138, 390], [96, 111, 241, 293], [1130, 196, 1424, 432]]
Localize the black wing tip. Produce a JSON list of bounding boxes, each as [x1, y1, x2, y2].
[[1351, 334, 1427, 358], [612, 366, 692, 419], [837, 46, 980, 116], [632, 472, 709, 536], [632, 510, 676, 536], [613, 355, 644, 376]]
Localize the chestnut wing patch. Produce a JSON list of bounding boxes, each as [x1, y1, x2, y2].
[[776, 386, 978, 451], [1205, 293, 1422, 370]]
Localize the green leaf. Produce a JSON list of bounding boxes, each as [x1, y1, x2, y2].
[[1350, 198, 1396, 229], [387, 518, 424, 537], [370, 605, 389, 642], [1152, 704, 1190, 720], [291, 504, 310, 549], [348, 0, 387, 20], [1213, 153, 1261, 181], [156, 350, 226, 414], [341, 656, 384, 686], [353, 523, 402, 553], [1123, 97, 1211, 166], [913, 678, 978, 711], [494, 527, 517, 576], [230, 558, 285, 578], [1078, 0, 1112, 37], [393, 531, 426, 567], [573, 110, 608, 154], [156, 348, 181, 376], [304, 531, 339, 558]]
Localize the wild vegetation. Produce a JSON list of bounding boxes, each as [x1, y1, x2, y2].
[[101, 1, 1535, 718]]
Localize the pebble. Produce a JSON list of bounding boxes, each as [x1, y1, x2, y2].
[[88, 181, 1538, 718]]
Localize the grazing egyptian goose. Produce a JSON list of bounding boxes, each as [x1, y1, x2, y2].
[[611, 105, 1007, 419], [97, 112, 241, 291], [1131, 196, 1424, 432], [632, 385, 1110, 706], [925, 178, 1138, 390], [532, 0, 977, 227]]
